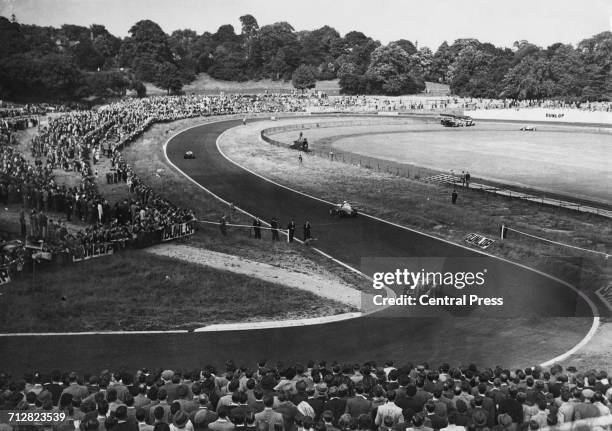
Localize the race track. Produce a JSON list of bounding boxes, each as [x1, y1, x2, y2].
[[0, 118, 596, 373]]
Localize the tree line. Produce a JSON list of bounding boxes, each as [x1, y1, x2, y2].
[[0, 14, 610, 101]]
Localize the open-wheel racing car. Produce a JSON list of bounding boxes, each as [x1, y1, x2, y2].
[[520, 125, 537, 131], [184, 150, 195, 159], [330, 201, 358, 217]]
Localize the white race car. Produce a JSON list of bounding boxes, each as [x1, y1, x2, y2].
[[184, 150, 195, 159], [330, 201, 358, 217], [520, 126, 537, 131]]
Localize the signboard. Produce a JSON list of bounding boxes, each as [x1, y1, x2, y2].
[[464, 233, 495, 249], [465, 108, 612, 125], [0, 266, 11, 285], [72, 243, 115, 262], [162, 222, 195, 242]]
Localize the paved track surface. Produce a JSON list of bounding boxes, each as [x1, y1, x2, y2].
[[0, 119, 595, 373]]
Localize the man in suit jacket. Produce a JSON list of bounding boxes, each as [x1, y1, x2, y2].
[[209, 406, 236, 431], [474, 387, 496, 428], [423, 400, 447, 430], [323, 387, 346, 426], [136, 408, 153, 431], [396, 385, 423, 413], [306, 386, 326, 422], [255, 395, 285, 431], [573, 390, 601, 422], [344, 383, 372, 418], [115, 406, 139, 431], [374, 390, 404, 427], [250, 388, 266, 414], [274, 392, 298, 431], [497, 388, 523, 425], [192, 395, 218, 430], [61, 373, 89, 402]]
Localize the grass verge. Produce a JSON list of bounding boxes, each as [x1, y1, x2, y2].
[[0, 249, 351, 332]]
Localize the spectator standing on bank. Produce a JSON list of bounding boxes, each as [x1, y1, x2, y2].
[[19, 206, 27, 238], [287, 219, 296, 242], [252, 218, 262, 239], [220, 216, 227, 236], [451, 190, 458, 205], [270, 217, 279, 241], [465, 171, 471, 188], [303, 221, 312, 244]]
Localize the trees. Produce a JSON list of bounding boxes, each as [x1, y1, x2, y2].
[[258, 22, 300, 80], [118, 20, 174, 81], [336, 31, 379, 94], [298, 26, 342, 79], [449, 43, 513, 98], [291, 64, 317, 90], [1, 14, 611, 101], [364, 42, 425, 95], [154, 62, 183, 94]]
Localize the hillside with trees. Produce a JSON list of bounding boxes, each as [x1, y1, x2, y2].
[[0, 13, 611, 102]]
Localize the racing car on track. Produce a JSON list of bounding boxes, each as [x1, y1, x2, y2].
[[184, 150, 195, 159], [330, 201, 358, 217], [520, 125, 537, 131]]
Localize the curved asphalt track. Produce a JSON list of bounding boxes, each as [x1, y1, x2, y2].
[[0, 118, 595, 374]]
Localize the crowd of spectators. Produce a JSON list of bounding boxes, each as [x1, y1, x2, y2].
[[0, 361, 610, 431], [0, 93, 333, 266], [458, 99, 612, 112], [309, 96, 612, 114], [309, 96, 455, 113]]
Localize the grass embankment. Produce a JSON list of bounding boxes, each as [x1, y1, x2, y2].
[[145, 73, 340, 96], [0, 249, 349, 332], [144, 73, 447, 96]]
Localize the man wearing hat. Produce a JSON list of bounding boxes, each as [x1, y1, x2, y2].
[[161, 371, 180, 403], [471, 409, 488, 430], [192, 394, 218, 429], [171, 411, 191, 431], [323, 387, 345, 426], [494, 413, 516, 431], [307, 384, 327, 422]]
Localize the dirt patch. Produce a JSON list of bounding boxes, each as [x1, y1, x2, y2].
[[146, 243, 364, 309]]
